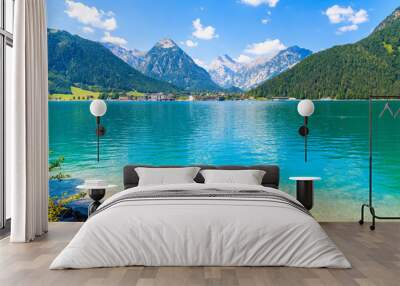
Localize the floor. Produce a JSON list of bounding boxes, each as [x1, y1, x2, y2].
[[0, 222, 399, 286], [0, 219, 11, 239]]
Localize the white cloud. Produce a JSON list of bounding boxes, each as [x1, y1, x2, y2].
[[324, 5, 368, 33], [337, 24, 358, 33], [235, 54, 253, 63], [240, 0, 279, 8], [185, 40, 198, 48], [261, 18, 269, 24], [350, 9, 369, 24], [234, 39, 286, 64], [101, 32, 127, 46], [244, 39, 286, 58], [65, 0, 117, 31], [192, 18, 219, 40], [104, 10, 115, 17], [193, 58, 208, 69], [325, 5, 354, 24], [82, 26, 94, 33]]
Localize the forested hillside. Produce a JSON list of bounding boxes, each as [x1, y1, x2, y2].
[[48, 29, 179, 94], [248, 7, 400, 99]]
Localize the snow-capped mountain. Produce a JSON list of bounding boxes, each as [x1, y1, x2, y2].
[[105, 39, 221, 91], [141, 38, 221, 91], [207, 55, 242, 89], [103, 43, 146, 71], [208, 46, 312, 90], [104, 39, 311, 92]]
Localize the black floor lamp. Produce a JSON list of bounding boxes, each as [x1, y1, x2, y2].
[[297, 99, 315, 162], [90, 100, 107, 162]]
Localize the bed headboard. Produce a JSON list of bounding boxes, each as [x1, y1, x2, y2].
[[123, 165, 280, 189]]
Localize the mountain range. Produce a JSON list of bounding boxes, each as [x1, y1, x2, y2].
[[47, 29, 178, 94], [47, 6, 400, 98], [142, 39, 221, 91], [248, 7, 400, 99], [105, 41, 312, 92], [47, 29, 313, 94], [103, 43, 146, 70], [106, 39, 221, 91], [208, 46, 312, 90]]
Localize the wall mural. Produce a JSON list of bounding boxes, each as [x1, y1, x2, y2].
[[47, 0, 400, 222]]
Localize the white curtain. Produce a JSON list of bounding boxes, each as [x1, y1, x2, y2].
[[8, 0, 49, 242]]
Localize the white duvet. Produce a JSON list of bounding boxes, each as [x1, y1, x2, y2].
[[50, 183, 351, 269]]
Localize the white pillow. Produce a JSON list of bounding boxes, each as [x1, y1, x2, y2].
[[200, 169, 266, 185], [135, 167, 201, 186]]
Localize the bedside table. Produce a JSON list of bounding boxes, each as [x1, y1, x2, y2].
[[77, 181, 117, 216], [289, 177, 321, 210]]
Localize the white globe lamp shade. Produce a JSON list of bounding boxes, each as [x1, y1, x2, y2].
[[90, 100, 107, 117], [297, 99, 315, 117]]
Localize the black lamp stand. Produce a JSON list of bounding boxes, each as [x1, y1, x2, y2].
[[298, 116, 309, 162], [95, 116, 106, 162]]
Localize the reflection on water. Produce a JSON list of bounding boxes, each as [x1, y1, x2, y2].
[[49, 101, 400, 221]]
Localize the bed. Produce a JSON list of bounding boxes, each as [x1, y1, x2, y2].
[[50, 165, 350, 269]]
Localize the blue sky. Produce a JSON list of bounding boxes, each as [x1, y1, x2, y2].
[[47, 0, 399, 65]]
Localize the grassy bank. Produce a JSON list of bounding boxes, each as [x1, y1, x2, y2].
[[49, 87, 100, 101], [49, 87, 147, 101]]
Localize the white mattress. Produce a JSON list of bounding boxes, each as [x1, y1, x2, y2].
[[50, 183, 350, 269]]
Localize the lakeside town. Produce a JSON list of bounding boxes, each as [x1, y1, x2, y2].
[[49, 91, 332, 102], [50, 92, 246, 102], [48, 88, 320, 102]]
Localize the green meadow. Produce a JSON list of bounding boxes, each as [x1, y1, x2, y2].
[[49, 87, 146, 101], [49, 87, 100, 101]]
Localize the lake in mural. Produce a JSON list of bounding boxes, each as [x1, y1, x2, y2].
[[46, 0, 400, 222], [49, 100, 400, 221]]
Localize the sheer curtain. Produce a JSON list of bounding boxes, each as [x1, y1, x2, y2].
[[8, 0, 49, 242]]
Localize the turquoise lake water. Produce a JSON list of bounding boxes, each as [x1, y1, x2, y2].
[[49, 101, 400, 221]]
